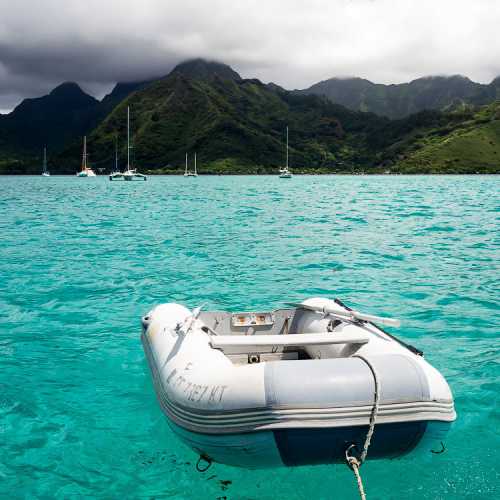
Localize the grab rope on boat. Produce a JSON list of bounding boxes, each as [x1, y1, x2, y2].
[[345, 354, 381, 500]]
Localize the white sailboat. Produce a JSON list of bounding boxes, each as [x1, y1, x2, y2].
[[76, 136, 97, 177], [122, 106, 147, 181], [184, 152, 198, 177], [279, 126, 292, 178], [41, 147, 50, 177], [109, 138, 124, 180]]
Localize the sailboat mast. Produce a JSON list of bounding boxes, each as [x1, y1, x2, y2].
[[286, 126, 289, 169], [43, 147, 47, 172], [194, 153, 197, 175], [185, 153, 188, 175], [127, 107, 130, 170], [82, 136, 87, 169], [115, 138, 118, 171]]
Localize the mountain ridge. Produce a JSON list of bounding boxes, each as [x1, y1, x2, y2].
[[171, 58, 242, 82], [0, 82, 101, 156], [1, 58, 499, 174], [297, 74, 500, 119]]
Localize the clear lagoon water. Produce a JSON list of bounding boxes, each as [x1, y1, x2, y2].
[[0, 175, 498, 499]]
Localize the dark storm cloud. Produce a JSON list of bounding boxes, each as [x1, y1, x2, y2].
[[1, 0, 500, 112]]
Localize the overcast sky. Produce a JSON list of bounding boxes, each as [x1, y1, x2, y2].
[[1, 0, 499, 113]]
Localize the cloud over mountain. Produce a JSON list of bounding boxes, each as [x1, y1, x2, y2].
[[1, 0, 499, 111]]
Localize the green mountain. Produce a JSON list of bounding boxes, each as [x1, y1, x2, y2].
[[100, 80, 153, 110], [172, 58, 242, 82], [0, 82, 104, 173], [1, 59, 499, 175], [54, 59, 398, 174], [393, 102, 500, 173], [470, 77, 500, 105], [0, 82, 100, 153], [0, 80, 149, 173], [298, 75, 500, 119]]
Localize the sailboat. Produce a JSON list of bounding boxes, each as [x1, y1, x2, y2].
[[122, 106, 147, 181], [76, 136, 97, 177], [109, 138, 124, 180], [41, 147, 50, 177], [279, 126, 292, 178], [183, 152, 198, 177]]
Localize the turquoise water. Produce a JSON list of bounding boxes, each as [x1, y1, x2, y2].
[[0, 175, 498, 499]]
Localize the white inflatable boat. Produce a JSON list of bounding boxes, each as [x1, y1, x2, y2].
[[141, 297, 456, 468]]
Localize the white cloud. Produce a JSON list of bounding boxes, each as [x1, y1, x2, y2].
[[0, 0, 499, 110]]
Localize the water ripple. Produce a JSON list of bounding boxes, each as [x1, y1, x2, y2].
[[0, 174, 499, 498]]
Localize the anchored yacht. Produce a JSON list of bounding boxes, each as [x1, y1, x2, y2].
[[184, 152, 198, 177], [110, 107, 147, 181], [41, 147, 50, 177], [279, 126, 292, 178], [76, 136, 96, 177], [109, 139, 124, 181]]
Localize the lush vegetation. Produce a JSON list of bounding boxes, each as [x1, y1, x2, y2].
[[0, 80, 147, 174], [394, 102, 500, 173], [1, 59, 499, 175], [299, 75, 500, 119]]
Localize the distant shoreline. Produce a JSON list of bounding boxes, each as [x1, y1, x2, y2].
[[2, 172, 499, 176]]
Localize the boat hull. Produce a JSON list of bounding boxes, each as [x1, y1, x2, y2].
[[123, 172, 147, 181], [168, 419, 450, 468]]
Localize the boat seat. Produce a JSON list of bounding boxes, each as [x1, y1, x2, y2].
[[209, 332, 369, 354]]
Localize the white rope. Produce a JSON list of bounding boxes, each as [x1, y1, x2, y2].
[[345, 455, 366, 500], [345, 354, 381, 500], [356, 354, 380, 463]]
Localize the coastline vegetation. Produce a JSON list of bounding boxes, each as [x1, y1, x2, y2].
[[0, 60, 499, 175]]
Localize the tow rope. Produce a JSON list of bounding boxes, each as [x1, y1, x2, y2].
[[345, 355, 381, 500]]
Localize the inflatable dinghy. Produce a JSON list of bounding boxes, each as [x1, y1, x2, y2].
[[141, 297, 455, 468]]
